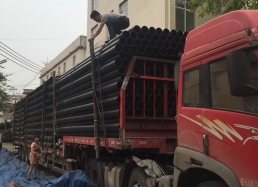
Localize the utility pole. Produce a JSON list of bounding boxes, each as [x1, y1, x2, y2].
[[52, 71, 57, 159], [89, 40, 100, 158]]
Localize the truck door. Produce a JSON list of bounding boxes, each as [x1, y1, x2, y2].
[[177, 63, 204, 153], [202, 57, 258, 180]]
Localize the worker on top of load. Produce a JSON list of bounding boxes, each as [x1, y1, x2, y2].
[[88, 10, 130, 42]]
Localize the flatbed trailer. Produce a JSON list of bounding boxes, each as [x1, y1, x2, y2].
[[14, 10, 258, 187]]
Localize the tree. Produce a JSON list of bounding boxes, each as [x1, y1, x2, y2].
[[0, 59, 14, 112], [188, 0, 258, 17]]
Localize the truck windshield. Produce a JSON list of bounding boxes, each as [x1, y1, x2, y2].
[[210, 56, 258, 116]]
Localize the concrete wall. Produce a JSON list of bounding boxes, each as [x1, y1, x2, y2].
[[40, 36, 87, 84]]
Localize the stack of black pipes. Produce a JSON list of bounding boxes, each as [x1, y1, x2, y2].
[[13, 25, 187, 141], [13, 100, 22, 144]]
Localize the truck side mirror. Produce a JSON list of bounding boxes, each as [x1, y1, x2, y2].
[[226, 45, 258, 96]]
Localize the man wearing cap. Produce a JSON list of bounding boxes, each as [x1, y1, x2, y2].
[[88, 10, 130, 41]]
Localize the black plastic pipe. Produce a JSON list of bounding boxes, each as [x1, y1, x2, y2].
[[164, 42, 171, 49], [141, 40, 149, 48], [98, 45, 123, 62], [145, 34, 152, 41], [157, 41, 164, 48], [175, 37, 181, 44], [134, 39, 141, 47], [145, 48, 152, 55], [126, 53, 133, 61], [141, 26, 149, 34], [153, 34, 160, 42], [163, 28, 170, 35], [123, 45, 131, 53], [57, 109, 119, 124], [129, 25, 141, 33], [168, 35, 174, 42], [148, 27, 155, 34], [149, 40, 156, 48], [119, 52, 127, 60], [104, 31, 130, 45], [130, 32, 138, 39], [99, 58, 123, 74], [57, 91, 93, 108], [131, 46, 138, 54], [177, 31, 184, 38], [138, 47, 145, 54], [153, 48, 160, 55], [98, 82, 122, 96], [99, 68, 126, 83], [155, 28, 163, 35], [171, 30, 177, 36], [160, 34, 167, 42], [137, 32, 145, 40]]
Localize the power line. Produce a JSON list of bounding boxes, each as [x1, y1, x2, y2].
[[16, 73, 39, 94], [0, 42, 49, 72], [0, 48, 48, 73], [15, 74, 39, 87], [15, 84, 39, 86], [0, 36, 78, 41], [0, 53, 38, 74]]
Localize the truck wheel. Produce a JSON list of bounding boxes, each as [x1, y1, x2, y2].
[[128, 167, 148, 187], [197, 181, 228, 187], [89, 158, 106, 187]]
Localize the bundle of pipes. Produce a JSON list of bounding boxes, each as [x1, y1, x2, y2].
[[13, 25, 187, 140], [13, 100, 22, 143]]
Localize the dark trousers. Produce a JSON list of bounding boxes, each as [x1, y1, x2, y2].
[[106, 16, 130, 39]]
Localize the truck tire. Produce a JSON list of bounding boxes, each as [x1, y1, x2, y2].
[[197, 181, 228, 187], [89, 158, 106, 187], [128, 167, 149, 187]]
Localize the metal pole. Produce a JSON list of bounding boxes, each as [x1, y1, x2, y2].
[[41, 82, 45, 149], [52, 71, 57, 159], [25, 97, 28, 158], [13, 100, 16, 145], [89, 40, 100, 158]]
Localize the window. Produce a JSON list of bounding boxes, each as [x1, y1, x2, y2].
[[183, 68, 200, 107], [46, 75, 48, 80], [176, 0, 195, 31], [210, 59, 258, 115], [92, 0, 98, 10], [119, 0, 128, 16], [73, 55, 76, 67], [58, 66, 60, 75], [63, 62, 66, 73]]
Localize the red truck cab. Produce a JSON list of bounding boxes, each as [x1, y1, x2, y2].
[[174, 10, 258, 187]]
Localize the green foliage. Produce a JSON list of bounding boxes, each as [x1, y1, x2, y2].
[[0, 59, 15, 112], [188, 0, 258, 17]]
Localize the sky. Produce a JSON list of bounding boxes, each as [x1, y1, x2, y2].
[[0, 0, 88, 95]]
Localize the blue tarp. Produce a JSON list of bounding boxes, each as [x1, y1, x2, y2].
[[0, 148, 93, 187]]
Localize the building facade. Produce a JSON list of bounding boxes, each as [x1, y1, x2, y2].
[[40, 35, 87, 84], [86, 0, 215, 57]]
